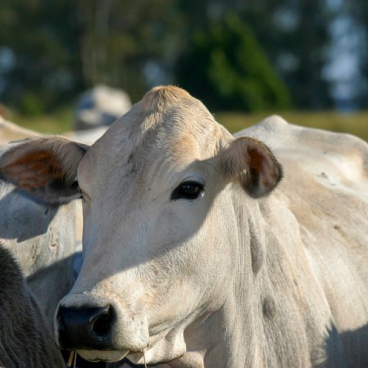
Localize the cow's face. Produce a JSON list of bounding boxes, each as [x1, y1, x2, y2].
[[0, 86, 282, 364]]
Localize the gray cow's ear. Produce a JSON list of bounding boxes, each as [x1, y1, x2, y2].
[[0, 137, 89, 204], [219, 136, 283, 198]]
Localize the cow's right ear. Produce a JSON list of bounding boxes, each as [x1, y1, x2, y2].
[[0, 137, 89, 204]]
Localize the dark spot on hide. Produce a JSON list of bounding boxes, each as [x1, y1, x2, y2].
[[333, 224, 348, 239], [128, 163, 138, 177], [318, 172, 328, 179], [250, 236, 263, 275], [263, 296, 277, 319]]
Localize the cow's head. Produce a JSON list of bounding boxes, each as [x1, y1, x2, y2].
[[0, 86, 282, 364]]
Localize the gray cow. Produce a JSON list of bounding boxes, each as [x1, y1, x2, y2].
[[0, 179, 77, 327], [0, 243, 65, 368], [0, 125, 77, 328]]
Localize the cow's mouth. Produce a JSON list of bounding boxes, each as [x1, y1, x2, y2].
[[74, 330, 186, 365], [56, 292, 189, 365], [76, 349, 130, 363], [124, 328, 187, 366]]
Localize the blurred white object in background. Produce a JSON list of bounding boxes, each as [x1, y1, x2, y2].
[[75, 85, 132, 130]]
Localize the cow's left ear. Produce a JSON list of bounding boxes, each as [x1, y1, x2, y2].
[[0, 136, 89, 204], [219, 136, 283, 198]]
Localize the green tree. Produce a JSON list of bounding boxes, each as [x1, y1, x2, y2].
[[347, 0, 368, 108], [242, 0, 333, 109], [0, 0, 335, 114], [0, 0, 182, 112], [176, 13, 292, 112], [0, 0, 83, 114], [75, 0, 182, 102]]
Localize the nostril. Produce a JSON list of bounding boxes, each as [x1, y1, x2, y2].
[[91, 306, 112, 338], [57, 312, 65, 332], [57, 304, 114, 350]]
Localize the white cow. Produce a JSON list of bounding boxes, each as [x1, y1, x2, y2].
[[75, 85, 132, 131], [1, 86, 368, 368]]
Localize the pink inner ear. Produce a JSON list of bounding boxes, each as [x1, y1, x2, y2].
[[243, 142, 282, 197], [2, 150, 63, 190], [220, 136, 282, 198], [247, 147, 264, 172], [247, 146, 273, 188]]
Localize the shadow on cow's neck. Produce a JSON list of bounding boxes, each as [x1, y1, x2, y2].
[[0, 183, 59, 241]]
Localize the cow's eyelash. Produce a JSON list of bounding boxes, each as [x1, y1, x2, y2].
[[76, 184, 84, 200]]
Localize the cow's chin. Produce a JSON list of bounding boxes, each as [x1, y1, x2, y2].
[[127, 330, 186, 365], [76, 349, 129, 363]]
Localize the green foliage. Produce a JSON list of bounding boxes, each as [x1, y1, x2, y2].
[[0, 0, 182, 113], [13, 107, 73, 134], [176, 14, 292, 112], [215, 111, 368, 142], [242, 0, 333, 109], [70, 0, 183, 102], [0, 0, 83, 113], [347, 1, 368, 108], [0, 0, 339, 114], [18, 92, 45, 117]]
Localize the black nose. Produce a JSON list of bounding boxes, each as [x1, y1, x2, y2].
[[57, 305, 114, 350]]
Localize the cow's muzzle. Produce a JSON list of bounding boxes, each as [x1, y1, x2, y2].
[[57, 304, 114, 350]]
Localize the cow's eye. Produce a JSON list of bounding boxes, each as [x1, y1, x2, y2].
[[171, 181, 204, 200]]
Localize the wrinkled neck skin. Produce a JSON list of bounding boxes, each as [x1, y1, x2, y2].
[[155, 189, 334, 368]]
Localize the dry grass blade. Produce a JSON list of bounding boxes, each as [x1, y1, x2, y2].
[[142, 348, 148, 368], [66, 351, 77, 368]]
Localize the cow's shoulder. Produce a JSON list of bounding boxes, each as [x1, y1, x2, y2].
[[238, 115, 368, 161], [237, 115, 368, 187], [239, 116, 368, 256]]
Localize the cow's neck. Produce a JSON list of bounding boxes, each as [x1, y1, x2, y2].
[[225, 193, 331, 367], [167, 193, 331, 368]]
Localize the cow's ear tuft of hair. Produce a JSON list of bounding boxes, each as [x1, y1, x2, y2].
[[0, 137, 89, 204], [219, 136, 283, 198]]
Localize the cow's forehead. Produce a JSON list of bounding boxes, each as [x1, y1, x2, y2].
[[82, 86, 231, 179]]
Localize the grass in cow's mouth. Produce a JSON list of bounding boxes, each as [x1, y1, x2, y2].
[[142, 348, 148, 368], [67, 350, 77, 367]]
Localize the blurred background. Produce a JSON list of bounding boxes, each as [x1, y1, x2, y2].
[[0, 0, 367, 139]]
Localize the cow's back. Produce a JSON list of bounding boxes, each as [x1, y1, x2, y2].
[[0, 244, 64, 368], [240, 116, 368, 365], [0, 117, 39, 144]]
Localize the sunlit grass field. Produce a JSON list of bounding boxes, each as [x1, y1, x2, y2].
[[12, 108, 74, 135], [215, 111, 368, 141], [11, 109, 368, 142]]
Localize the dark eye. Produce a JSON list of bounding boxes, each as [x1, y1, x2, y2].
[[76, 183, 83, 199], [171, 181, 204, 200]]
